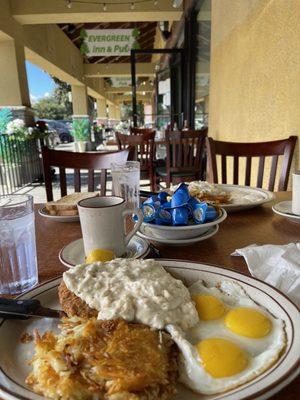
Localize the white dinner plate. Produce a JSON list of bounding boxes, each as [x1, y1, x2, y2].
[[141, 208, 226, 240], [272, 201, 300, 223], [175, 183, 274, 212], [0, 260, 299, 400], [137, 224, 219, 246], [38, 207, 80, 222], [59, 235, 150, 267]]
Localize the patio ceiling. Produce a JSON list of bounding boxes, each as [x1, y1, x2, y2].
[[59, 21, 157, 64]]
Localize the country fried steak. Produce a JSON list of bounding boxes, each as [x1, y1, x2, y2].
[[58, 281, 97, 318]]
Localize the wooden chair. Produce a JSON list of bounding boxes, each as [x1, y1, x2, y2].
[[206, 136, 297, 191], [42, 147, 130, 201], [116, 131, 155, 190], [154, 128, 208, 189], [130, 127, 156, 136]]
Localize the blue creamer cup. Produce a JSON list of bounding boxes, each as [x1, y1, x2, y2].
[[171, 183, 190, 207], [187, 197, 201, 216], [172, 206, 189, 226], [141, 203, 157, 222], [158, 191, 169, 204], [161, 201, 172, 209], [205, 206, 218, 222], [192, 202, 208, 224], [143, 195, 159, 206], [155, 207, 172, 225]]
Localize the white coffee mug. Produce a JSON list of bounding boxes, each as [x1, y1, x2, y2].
[[292, 171, 300, 215], [78, 196, 143, 257]]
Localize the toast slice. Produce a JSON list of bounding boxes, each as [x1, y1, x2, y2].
[[45, 192, 99, 216]]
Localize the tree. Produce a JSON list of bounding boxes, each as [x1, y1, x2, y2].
[[34, 97, 66, 120], [52, 77, 73, 118]]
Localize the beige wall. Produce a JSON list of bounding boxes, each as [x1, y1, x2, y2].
[[209, 0, 300, 187]]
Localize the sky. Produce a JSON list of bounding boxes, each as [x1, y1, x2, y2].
[[25, 61, 56, 103]]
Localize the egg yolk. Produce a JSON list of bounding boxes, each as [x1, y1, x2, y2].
[[192, 294, 226, 321], [197, 338, 248, 378], [225, 307, 272, 338]]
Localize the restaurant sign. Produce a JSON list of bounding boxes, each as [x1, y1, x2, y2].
[[80, 28, 140, 56]]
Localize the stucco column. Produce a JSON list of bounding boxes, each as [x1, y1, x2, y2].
[[0, 38, 34, 124], [108, 104, 116, 121], [115, 105, 121, 121], [96, 98, 107, 119], [71, 84, 89, 118]]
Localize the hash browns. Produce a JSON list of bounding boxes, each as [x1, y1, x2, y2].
[[26, 318, 178, 400]]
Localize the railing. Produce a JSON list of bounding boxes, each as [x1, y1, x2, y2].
[[0, 136, 43, 195]]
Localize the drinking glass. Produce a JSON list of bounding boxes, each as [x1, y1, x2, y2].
[[0, 194, 38, 295], [111, 161, 140, 209]]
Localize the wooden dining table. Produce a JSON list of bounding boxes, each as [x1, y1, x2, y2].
[[16, 191, 300, 399]]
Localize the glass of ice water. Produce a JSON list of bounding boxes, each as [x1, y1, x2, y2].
[[111, 161, 140, 210], [0, 194, 38, 295]]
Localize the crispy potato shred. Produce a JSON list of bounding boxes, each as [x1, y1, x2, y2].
[[26, 318, 178, 400]]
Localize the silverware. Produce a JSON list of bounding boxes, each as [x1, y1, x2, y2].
[[0, 297, 65, 319]]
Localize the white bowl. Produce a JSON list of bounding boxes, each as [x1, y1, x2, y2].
[[142, 208, 227, 240]]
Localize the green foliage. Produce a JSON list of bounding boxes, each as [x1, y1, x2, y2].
[[80, 28, 88, 39], [52, 77, 72, 118], [132, 28, 140, 38], [0, 108, 13, 133], [132, 41, 141, 50], [80, 42, 89, 55], [71, 118, 90, 141], [34, 97, 66, 120]]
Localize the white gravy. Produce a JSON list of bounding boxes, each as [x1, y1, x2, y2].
[[63, 258, 199, 330]]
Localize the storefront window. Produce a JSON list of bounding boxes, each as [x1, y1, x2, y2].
[[195, 0, 211, 129]]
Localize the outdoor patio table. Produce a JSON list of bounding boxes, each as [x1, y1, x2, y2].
[[3, 191, 297, 400]]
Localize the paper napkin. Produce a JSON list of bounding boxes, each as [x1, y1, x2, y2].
[[232, 243, 300, 307]]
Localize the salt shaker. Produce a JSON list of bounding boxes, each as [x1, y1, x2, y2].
[[292, 171, 300, 215]]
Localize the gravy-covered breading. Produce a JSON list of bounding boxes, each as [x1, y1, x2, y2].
[[26, 318, 178, 400], [58, 281, 97, 318]]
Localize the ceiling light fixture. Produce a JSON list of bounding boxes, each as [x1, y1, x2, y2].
[[131, 3, 135, 9], [103, 3, 107, 10], [154, 0, 158, 5], [67, 0, 72, 8]]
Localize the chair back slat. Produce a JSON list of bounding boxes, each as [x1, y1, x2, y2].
[[206, 136, 297, 191], [165, 129, 207, 177], [42, 147, 130, 201], [245, 157, 252, 186], [74, 169, 81, 192], [268, 156, 278, 191], [100, 170, 107, 196], [221, 155, 227, 184], [257, 156, 265, 188], [233, 156, 239, 185], [88, 169, 94, 192], [59, 167, 67, 197], [116, 131, 155, 172], [130, 127, 156, 136]]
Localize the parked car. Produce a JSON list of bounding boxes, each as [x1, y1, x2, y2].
[[37, 119, 73, 143]]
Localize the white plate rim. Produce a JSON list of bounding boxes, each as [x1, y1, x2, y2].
[[142, 208, 227, 231], [0, 260, 299, 400], [59, 236, 150, 267], [38, 207, 80, 222], [272, 201, 300, 221], [137, 225, 219, 245]]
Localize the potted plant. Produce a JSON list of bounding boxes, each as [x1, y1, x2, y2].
[[71, 118, 91, 152]]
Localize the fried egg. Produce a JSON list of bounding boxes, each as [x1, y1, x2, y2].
[[167, 280, 286, 395]]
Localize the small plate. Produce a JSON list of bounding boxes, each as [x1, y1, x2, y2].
[[142, 208, 226, 240], [0, 261, 299, 400], [137, 225, 219, 246], [59, 235, 150, 267], [272, 201, 300, 223], [38, 207, 79, 222]]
